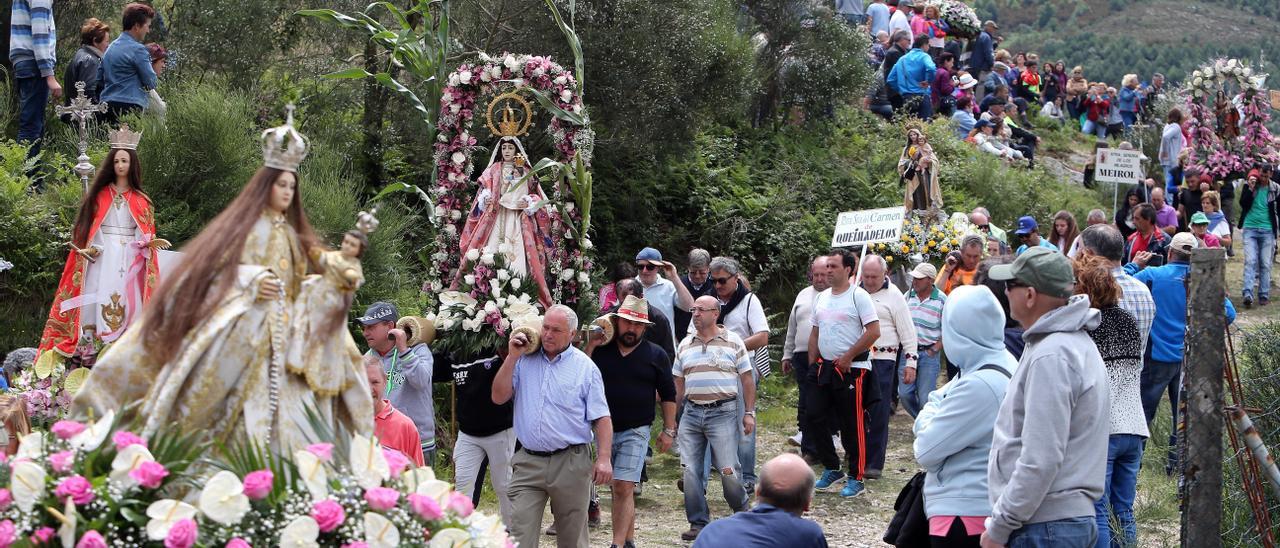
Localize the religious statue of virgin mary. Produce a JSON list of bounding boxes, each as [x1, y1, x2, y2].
[[72, 107, 372, 453], [453, 94, 555, 308]]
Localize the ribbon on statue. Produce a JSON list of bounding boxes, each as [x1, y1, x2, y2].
[[98, 234, 154, 342]]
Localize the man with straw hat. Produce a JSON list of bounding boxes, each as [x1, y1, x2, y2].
[[586, 295, 677, 548]]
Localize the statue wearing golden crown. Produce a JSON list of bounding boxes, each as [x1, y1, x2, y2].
[[36, 125, 171, 371], [455, 92, 555, 308], [72, 107, 373, 453]]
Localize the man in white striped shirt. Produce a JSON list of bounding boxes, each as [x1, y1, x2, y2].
[[9, 0, 63, 171]]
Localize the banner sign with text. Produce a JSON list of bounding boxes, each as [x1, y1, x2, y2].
[[831, 207, 905, 248], [1094, 148, 1144, 185]]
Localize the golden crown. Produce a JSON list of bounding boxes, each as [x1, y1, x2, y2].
[[261, 104, 310, 172], [108, 124, 143, 151], [486, 92, 533, 138]]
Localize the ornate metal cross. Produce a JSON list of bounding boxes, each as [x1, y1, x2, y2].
[[54, 81, 109, 194]]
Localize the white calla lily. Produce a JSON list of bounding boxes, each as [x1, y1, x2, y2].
[[294, 450, 329, 501], [279, 516, 320, 548], [402, 466, 437, 492], [11, 461, 46, 512], [145, 499, 198, 540], [198, 470, 250, 525], [69, 409, 115, 451], [364, 512, 401, 548], [110, 444, 155, 486], [417, 479, 454, 505], [52, 495, 77, 548], [428, 528, 473, 548], [15, 431, 44, 460], [350, 434, 390, 490]]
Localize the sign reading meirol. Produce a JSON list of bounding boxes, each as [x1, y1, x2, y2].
[[831, 207, 905, 248], [1095, 148, 1144, 185]]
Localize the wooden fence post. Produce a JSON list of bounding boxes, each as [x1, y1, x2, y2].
[[1181, 247, 1226, 547]]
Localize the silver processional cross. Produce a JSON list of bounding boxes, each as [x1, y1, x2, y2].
[[54, 81, 109, 195]]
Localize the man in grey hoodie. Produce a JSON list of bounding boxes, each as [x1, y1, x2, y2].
[[982, 247, 1109, 548]]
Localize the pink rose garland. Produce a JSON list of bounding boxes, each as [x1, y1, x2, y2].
[[242, 470, 274, 500], [164, 519, 197, 548], [311, 500, 346, 533]]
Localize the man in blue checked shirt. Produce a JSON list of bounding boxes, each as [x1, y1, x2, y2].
[[492, 304, 613, 548]]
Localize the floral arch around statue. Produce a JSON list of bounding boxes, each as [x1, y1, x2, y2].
[[1184, 58, 1276, 179], [425, 53, 596, 357]]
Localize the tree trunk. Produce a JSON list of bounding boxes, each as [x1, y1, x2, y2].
[[359, 40, 389, 193]]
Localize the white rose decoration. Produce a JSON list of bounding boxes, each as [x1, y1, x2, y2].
[[504, 55, 517, 70], [497, 269, 511, 281], [511, 277, 522, 290], [560, 89, 573, 102], [484, 301, 498, 314], [451, 151, 466, 165], [448, 73, 459, 86], [578, 271, 590, 283], [560, 269, 575, 281], [450, 209, 462, 221], [459, 70, 473, 84], [466, 248, 481, 262], [554, 75, 567, 85], [444, 224, 457, 236], [489, 279, 501, 296], [481, 251, 495, 265], [464, 274, 476, 286]]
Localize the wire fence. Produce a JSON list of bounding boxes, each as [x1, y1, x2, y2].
[[1223, 321, 1280, 546]]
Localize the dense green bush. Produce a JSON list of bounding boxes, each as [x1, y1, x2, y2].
[[0, 142, 81, 351]]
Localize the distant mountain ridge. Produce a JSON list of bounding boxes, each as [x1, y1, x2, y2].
[[970, 0, 1280, 88]]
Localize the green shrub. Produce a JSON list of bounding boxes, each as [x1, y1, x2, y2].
[[0, 141, 82, 351]]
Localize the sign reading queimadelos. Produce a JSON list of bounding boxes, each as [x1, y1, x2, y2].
[[1095, 148, 1143, 185], [831, 207, 904, 248]]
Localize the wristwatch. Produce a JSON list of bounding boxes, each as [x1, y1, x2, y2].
[[744, 411, 756, 417], [662, 429, 677, 437]]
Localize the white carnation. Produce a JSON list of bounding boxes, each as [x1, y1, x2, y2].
[[490, 66, 503, 80], [577, 271, 589, 283], [554, 75, 567, 85], [450, 209, 462, 221], [582, 239, 594, 250], [434, 205, 446, 219], [444, 225, 457, 236], [572, 104, 583, 114], [481, 252, 495, 265], [466, 249, 481, 262], [504, 55, 517, 70], [532, 67, 545, 78], [464, 274, 475, 285], [559, 269, 574, 281], [459, 70, 473, 84], [451, 152, 466, 165], [484, 301, 498, 314], [448, 73, 460, 86], [560, 89, 573, 102], [450, 104, 461, 113]]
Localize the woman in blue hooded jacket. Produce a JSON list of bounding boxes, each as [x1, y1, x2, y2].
[[912, 285, 1018, 547]]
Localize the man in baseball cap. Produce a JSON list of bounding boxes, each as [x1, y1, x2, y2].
[[1014, 216, 1058, 255], [358, 301, 440, 467], [902, 262, 944, 417], [633, 247, 694, 342], [982, 246, 1110, 548]]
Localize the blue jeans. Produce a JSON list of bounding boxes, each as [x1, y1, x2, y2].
[[1163, 167, 1180, 204], [898, 349, 940, 418], [1139, 357, 1180, 469], [702, 370, 758, 486], [1008, 516, 1097, 548], [14, 60, 50, 165], [680, 400, 747, 527], [1082, 119, 1107, 139], [1242, 227, 1275, 300], [1095, 434, 1144, 548]]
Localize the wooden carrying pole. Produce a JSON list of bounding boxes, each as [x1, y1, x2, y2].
[[1181, 247, 1227, 548]]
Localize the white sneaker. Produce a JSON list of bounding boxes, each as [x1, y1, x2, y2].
[[787, 433, 802, 447]]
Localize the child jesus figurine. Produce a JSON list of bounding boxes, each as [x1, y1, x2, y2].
[[287, 228, 370, 397]]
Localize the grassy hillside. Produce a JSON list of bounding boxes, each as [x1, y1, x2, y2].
[[976, 0, 1280, 86]]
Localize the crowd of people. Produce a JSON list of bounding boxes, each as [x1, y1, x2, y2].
[[856, 0, 1172, 169], [11, 2, 169, 178]]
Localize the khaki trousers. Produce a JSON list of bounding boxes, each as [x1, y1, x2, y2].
[[508, 444, 593, 548]]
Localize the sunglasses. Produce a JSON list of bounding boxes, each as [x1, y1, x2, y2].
[[712, 277, 733, 285], [976, 224, 990, 231], [1004, 279, 1028, 292], [636, 263, 658, 271], [692, 306, 719, 313]]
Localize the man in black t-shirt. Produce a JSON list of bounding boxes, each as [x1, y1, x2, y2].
[[586, 295, 677, 548], [433, 351, 516, 525]]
